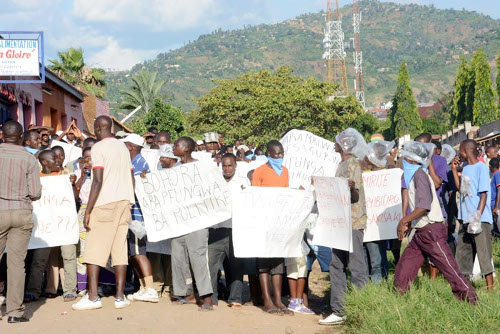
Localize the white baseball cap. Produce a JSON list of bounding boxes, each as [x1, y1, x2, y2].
[[121, 133, 144, 147]]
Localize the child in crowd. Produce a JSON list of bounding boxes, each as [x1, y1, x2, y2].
[[25, 150, 77, 302], [452, 139, 494, 290], [286, 247, 314, 314], [252, 140, 291, 316]]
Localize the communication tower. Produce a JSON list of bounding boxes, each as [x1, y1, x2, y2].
[[322, 0, 348, 96], [352, 0, 365, 108]]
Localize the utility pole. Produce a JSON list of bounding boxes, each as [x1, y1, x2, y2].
[[323, 0, 348, 96], [353, 0, 366, 108]]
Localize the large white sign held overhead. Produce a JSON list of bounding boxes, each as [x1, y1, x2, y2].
[[280, 129, 340, 190], [0, 39, 40, 76]]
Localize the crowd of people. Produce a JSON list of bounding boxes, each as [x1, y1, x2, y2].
[[0, 115, 498, 326]]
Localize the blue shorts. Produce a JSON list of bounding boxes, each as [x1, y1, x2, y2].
[[306, 245, 332, 272]]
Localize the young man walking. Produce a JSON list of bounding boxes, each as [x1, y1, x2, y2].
[[394, 141, 477, 304], [72, 116, 135, 310]]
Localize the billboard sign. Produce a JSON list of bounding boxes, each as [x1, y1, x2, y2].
[[0, 31, 44, 83], [0, 39, 40, 76]]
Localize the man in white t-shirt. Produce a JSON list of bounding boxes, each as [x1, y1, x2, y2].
[[72, 116, 135, 311], [208, 153, 248, 309]]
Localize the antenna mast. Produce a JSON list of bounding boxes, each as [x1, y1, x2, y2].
[[323, 0, 348, 96], [352, 0, 365, 108]]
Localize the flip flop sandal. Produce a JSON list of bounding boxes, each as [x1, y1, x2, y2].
[[281, 308, 295, 316], [228, 303, 243, 310], [44, 293, 58, 299], [198, 304, 214, 312], [172, 297, 196, 305], [263, 308, 284, 316]]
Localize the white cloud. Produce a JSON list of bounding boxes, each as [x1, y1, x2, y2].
[[73, 0, 216, 31], [87, 39, 159, 70]]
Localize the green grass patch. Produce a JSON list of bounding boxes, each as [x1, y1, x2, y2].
[[344, 241, 500, 333]]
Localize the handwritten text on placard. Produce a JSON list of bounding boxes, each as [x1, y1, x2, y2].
[[29, 175, 79, 249], [362, 169, 403, 242], [312, 176, 352, 252], [135, 161, 232, 241], [281, 129, 340, 190]]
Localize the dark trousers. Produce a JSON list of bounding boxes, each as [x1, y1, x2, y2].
[[329, 229, 368, 314], [394, 223, 477, 304], [208, 228, 244, 305]]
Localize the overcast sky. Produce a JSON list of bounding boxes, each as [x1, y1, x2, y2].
[[1, 0, 497, 70]]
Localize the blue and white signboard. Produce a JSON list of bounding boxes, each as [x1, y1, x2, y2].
[[0, 39, 40, 76]]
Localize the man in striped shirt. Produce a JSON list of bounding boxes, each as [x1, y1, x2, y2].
[[0, 120, 42, 323], [122, 133, 159, 303]]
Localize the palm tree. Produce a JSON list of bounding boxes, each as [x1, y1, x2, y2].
[[48, 47, 106, 98], [119, 71, 165, 114]]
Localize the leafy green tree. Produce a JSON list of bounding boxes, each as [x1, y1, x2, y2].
[[187, 66, 368, 146], [388, 61, 422, 138], [350, 111, 380, 141], [120, 71, 165, 114], [131, 98, 184, 138], [49, 47, 106, 98], [422, 117, 449, 135], [450, 57, 472, 126], [471, 49, 497, 125]]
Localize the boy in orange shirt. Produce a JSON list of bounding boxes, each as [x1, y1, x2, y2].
[[251, 140, 291, 315]]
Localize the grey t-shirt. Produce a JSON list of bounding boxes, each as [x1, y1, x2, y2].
[[414, 168, 432, 212]]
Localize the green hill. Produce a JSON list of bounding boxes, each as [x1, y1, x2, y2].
[[105, 0, 500, 115]]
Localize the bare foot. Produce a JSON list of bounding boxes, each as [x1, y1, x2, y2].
[[262, 302, 284, 316], [275, 301, 294, 316]]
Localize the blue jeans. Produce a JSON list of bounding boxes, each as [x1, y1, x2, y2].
[[364, 241, 388, 283]]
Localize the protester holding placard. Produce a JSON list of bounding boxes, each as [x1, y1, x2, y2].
[[170, 136, 214, 311], [251, 140, 292, 316], [149, 144, 177, 298], [362, 139, 396, 282], [121, 134, 159, 303], [0, 120, 42, 323], [72, 116, 135, 311], [320, 128, 369, 326], [208, 153, 248, 309], [394, 141, 478, 304], [25, 150, 77, 303]]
